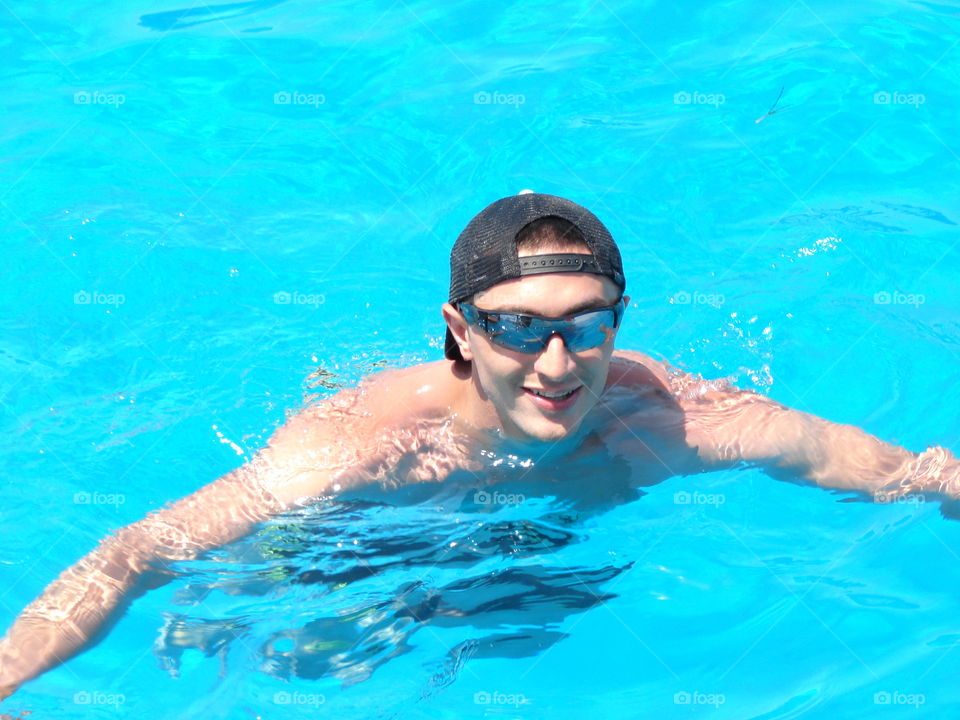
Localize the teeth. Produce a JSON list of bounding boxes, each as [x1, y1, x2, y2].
[[530, 388, 575, 399]]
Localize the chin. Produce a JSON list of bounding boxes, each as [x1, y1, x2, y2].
[[531, 427, 576, 443], [512, 416, 581, 443]]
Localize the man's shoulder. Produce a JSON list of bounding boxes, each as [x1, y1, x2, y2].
[[609, 349, 673, 391], [322, 360, 463, 427], [267, 361, 460, 457], [609, 351, 764, 409], [360, 359, 462, 401]]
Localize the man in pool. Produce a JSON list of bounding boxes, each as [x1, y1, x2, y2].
[[1, 191, 958, 699]]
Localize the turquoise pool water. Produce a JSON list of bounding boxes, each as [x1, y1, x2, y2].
[[2, 0, 960, 717]]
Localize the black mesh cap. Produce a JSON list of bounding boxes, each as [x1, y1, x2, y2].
[[444, 192, 626, 361]]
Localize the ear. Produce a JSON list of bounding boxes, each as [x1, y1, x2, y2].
[[441, 303, 474, 362]]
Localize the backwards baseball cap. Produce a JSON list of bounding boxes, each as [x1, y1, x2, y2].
[[445, 192, 626, 361]]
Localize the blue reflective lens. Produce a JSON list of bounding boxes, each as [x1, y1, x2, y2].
[[459, 299, 625, 354]]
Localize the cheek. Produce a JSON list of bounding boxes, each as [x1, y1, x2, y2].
[[472, 343, 528, 394]]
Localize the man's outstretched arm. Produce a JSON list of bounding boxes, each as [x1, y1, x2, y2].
[[0, 467, 282, 698], [0, 386, 383, 699], [676, 375, 960, 499]]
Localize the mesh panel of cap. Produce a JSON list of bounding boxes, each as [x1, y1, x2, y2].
[[448, 193, 624, 303]]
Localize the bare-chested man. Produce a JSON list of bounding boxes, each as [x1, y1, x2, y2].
[[1, 191, 957, 699]]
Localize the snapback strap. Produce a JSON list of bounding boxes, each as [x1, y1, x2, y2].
[[518, 253, 604, 276]]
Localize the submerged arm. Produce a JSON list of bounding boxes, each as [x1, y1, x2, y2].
[[675, 374, 960, 500], [0, 388, 385, 699], [0, 468, 282, 698]]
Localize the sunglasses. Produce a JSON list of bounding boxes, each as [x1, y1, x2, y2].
[[458, 298, 625, 354]]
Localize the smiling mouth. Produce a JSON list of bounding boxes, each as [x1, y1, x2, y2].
[[523, 385, 582, 410]]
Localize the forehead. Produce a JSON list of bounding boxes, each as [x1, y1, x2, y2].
[[475, 271, 621, 315]]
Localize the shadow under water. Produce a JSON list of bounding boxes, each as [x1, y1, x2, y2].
[[152, 477, 637, 688]]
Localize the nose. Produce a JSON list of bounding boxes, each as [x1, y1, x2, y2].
[[533, 333, 576, 380]]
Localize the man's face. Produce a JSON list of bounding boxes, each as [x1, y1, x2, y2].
[[444, 261, 624, 443]]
